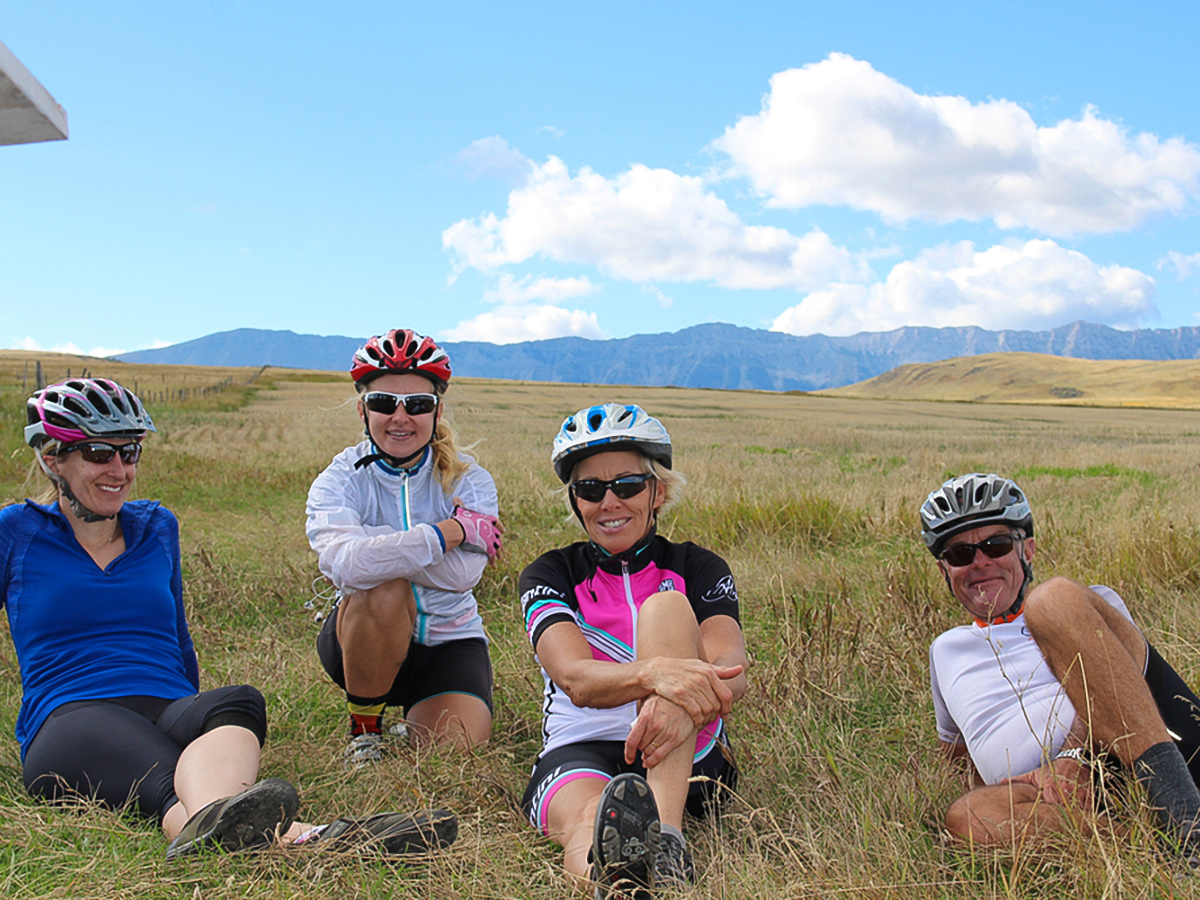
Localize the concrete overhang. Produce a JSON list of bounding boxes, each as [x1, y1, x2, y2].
[[0, 38, 67, 145]]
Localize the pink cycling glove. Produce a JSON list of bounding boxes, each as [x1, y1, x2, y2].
[[452, 506, 503, 559]]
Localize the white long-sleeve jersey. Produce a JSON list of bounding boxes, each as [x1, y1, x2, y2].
[[305, 442, 496, 646]]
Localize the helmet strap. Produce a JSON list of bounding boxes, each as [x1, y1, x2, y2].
[[35, 453, 113, 523]]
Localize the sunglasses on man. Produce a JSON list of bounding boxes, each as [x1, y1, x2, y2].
[[939, 533, 1022, 568], [569, 473, 655, 504], [363, 391, 439, 417], [60, 441, 143, 465]]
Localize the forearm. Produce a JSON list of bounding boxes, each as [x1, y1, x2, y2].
[[553, 657, 657, 710]]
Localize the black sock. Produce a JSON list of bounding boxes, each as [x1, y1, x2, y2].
[[1135, 741, 1200, 849]]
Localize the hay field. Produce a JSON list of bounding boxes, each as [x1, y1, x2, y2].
[[822, 351, 1200, 409], [3, 367, 1200, 898]]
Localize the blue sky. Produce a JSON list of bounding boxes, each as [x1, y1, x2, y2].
[[3, 2, 1198, 356]]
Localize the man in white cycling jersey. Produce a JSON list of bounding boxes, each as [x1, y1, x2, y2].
[[922, 473, 1200, 853]]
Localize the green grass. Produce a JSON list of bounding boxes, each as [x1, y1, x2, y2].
[[3, 378, 1200, 897]]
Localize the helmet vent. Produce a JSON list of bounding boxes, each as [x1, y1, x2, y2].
[[587, 411, 603, 431]]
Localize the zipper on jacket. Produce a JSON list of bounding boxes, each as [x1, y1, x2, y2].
[[399, 472, 429, 644], [622, 560, 637, 656]]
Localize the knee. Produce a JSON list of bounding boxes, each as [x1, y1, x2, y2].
[[350, 578, 416, 621], [1023, 577, 1090, 638], [637, 591, 697, 637], [944, 792, 989, 844]]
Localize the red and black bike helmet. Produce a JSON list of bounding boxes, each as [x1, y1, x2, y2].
[[350, 328, 452, 388]]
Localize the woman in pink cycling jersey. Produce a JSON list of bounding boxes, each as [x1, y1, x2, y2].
[[519, 403, 747, 897]]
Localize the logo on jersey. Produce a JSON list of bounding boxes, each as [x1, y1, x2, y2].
[[521, 584, 565, 606], [701, 575, 737, 604], [658, 578, 676, 593]]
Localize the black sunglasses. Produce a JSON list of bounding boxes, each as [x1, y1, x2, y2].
[[570, 473, 655, 504], [939, 533, 1021, 568], [363, 391, 439, 417], [61, 441, 143, 465]]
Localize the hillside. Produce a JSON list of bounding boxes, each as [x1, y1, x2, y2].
[[113, 320, 1200, 392], [821, 352, 1200, 409]]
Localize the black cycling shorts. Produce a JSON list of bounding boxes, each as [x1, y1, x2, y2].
[[317, 606, 493, 712], [23, 685, 267, 822], [521, 725, 738, 835]]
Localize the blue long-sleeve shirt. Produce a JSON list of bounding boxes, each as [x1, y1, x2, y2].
[[0, 500, 200, 760]]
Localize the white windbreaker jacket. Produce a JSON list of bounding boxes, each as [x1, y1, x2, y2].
[[305, 442, 497, 645]]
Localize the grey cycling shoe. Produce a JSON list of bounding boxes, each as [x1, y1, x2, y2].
[[166, 778, 299, 860]]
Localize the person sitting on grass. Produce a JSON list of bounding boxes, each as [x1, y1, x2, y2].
[[3, 378, 455, 859], [922, 473, 1200, 856], [519, 403, 747, 897], [306, 328, 502, 767]]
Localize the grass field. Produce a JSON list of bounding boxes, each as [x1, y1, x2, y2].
[[4, 355, 1200, 898]]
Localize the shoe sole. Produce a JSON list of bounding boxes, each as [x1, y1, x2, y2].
[[326, 809, 458, 855], [592, 774, 660, 900], [167, 778, 299, 860]]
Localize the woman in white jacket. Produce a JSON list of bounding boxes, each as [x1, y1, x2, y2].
[[306, 329, 502, 766]]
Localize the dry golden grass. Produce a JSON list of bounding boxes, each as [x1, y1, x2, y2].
[[822, 351, 1200, 409], [3, 363, 1200, 897]]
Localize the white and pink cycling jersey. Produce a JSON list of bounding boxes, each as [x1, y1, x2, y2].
[[520, 534, 740, 758]]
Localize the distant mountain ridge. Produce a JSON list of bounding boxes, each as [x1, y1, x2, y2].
[[113, 321, 1200, 392]]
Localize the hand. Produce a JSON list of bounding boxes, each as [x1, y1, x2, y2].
[[451, 501, 503, 559], [1006, 758, 1093, 810], [625, 695, 695, 767], [645, 657, 744, 728]]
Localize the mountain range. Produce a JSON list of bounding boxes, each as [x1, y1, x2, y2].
[[113, 321, 1200, 392]]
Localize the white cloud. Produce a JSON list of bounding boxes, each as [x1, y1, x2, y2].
[[713, 53, 1200, 234], [643, 285, 673, 308], [537, 125, 566, 140], [12, 337, 129, 357], [483, 273, 598, 305], [770, 239, 1156, 336], [443, 156, 865, 290], [443, 304, 603, 344], [453, 136, 533, 184], [1158, 251, 1200, 281]]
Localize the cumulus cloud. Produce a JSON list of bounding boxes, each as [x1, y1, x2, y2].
[[13, 337, 129, 357], [443, 304, 603, 344], [443, 156, 865, 290], [453, 136, 533, 184], [713, 54, 1200, 234], [770, 239, 1156, 336], [1158, 251, 1200, 281], [482, 273, 598, 305]]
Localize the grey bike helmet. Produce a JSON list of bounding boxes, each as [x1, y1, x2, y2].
[[25, 378, 156, 450], [920, 473, 1033, 557], [552, 403, 672, 484]]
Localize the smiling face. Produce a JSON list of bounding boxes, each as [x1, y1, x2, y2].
[[938, 523, 1035, 621], [358, 372, 441, 461], [48, 440, 140, 519], [570, 449, 665, 555]]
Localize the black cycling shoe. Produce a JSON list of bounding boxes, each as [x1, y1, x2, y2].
[[591, 773, 661, 899], [166, 778, 299, 860], [314, 809, 458, 855]]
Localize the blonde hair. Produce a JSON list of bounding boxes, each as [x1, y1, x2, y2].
[[27, 441, 61, 504]]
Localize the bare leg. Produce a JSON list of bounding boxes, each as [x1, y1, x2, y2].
[[407, 693, 492, 750], [545, 777, 608, 883], [336, 579, 416, 697], [162, 725, 261, 840], [1024, 577, 1166, 763], [945, 781, 1082, 845], [636, 591, 703, 831]]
